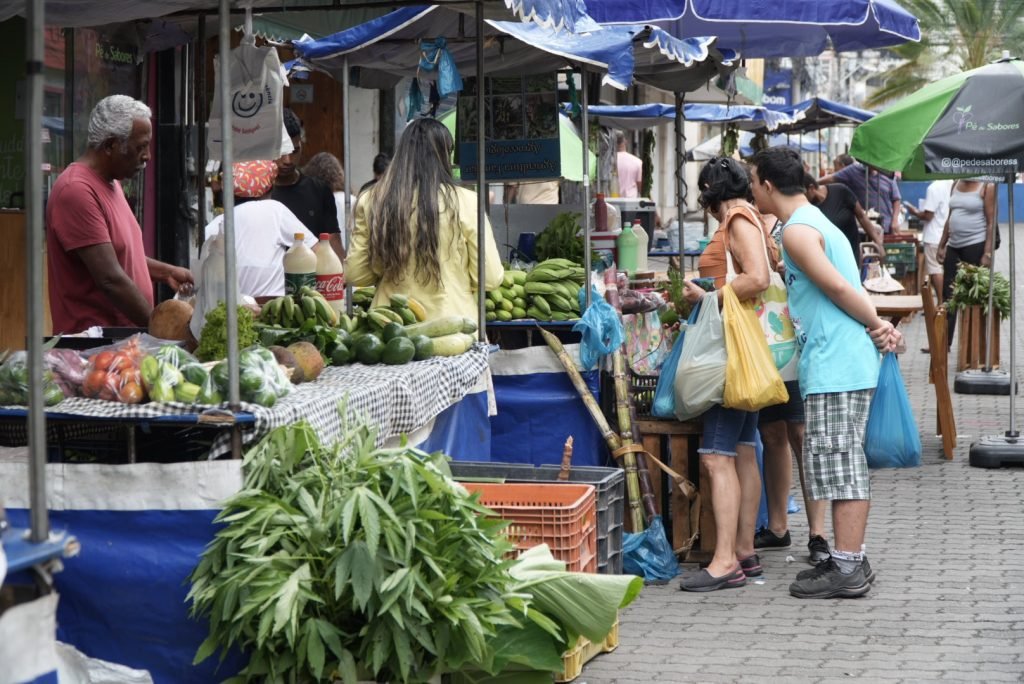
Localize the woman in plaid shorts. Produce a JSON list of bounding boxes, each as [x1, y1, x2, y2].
[[750, 148, 900, 599]]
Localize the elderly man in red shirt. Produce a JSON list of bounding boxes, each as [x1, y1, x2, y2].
[[46, 95, 193, 334]]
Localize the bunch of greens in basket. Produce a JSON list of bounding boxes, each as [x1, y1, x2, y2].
[[535, 212, 584, 263], [946, 264, 1010, 320]]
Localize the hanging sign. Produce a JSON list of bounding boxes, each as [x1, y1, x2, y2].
[[456, 74, 560, 182]]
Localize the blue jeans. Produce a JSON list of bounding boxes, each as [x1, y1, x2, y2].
[[699, 403, 759, 457]]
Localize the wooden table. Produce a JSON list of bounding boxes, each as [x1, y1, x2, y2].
[[870, 294, 923, 325]]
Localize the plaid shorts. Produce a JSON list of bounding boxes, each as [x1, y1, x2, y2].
[[803, 389, 874, 501]]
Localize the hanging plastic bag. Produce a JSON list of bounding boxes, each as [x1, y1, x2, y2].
[[652, 303, 700, 418], [572, 286, 624, 370], [622, 516, 680, 582], [190, 234, 234, 341], [207, 25, 286, 162], [864, 353, 921, 468], [721, 284, 788, 411], [674, 291, 726, 421]]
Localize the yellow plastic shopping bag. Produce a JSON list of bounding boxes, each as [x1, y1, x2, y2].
[[722, 284, 789, 411]]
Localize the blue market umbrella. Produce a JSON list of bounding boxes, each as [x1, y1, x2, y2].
[[583, 0, 921, 57]]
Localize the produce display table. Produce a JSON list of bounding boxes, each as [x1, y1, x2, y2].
[[0, 345, 490, 461]]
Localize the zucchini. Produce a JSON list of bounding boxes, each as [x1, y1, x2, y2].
[[403, 316, 466, 338], [430, 332, 475, 356]]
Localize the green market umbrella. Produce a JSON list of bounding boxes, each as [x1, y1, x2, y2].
[[438, 109, 595, 182], [851, 55, 1024, 466], [850, 56, 1024, 180]]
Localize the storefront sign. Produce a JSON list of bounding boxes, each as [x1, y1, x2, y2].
[[762, 68, 792, 108], [456, 74, 560, 182]]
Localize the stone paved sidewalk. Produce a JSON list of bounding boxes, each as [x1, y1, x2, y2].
[[582, 226, 1024, 683]]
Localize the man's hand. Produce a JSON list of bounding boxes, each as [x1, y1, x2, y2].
[[162, 264, 194, 291], [868, 320, 900, 352], [682, 279, 705, 305], [981, 252, 992, 268], [937, 243, 947, 264]]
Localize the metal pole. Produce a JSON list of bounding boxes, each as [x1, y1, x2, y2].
[[475, 0, 487, 341], [26, 0, 48, 542], [219, 0, 240, 414], [196, 17, 208, 249], [343, 56, 354, 317], [581, 66, 591, 308], [1007, 177, 1018, 439], [983, 180, 1005, 372], [674, 92, 687, 257]]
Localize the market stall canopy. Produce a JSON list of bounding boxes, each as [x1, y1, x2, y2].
[[628, 26, 738, 93], [293, 5, 638, 90], [850, 56, 1024, 180], [776, 97, 875, 134], [585, 102, 793, 131], [438, 110, 595, 181], [583, 0, 921, 58], [0, 0, 589, 31], [689, 130, 824, 161]]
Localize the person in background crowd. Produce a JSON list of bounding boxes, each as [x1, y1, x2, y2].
[[272, 109, 342, 258], [46, 95, 193, 334], [832, 153, 854, 173], [359, 153, 391, 196], [803, 174, 885, 267], [819, 157, 902, 234], [938, 178, 997, 345], [905, 179, 954, 352], [347, 118, 503, 325], [677, 157, 772, 593], [616, 131, 643, 198], [505, 180, 560, 204], [303, 151, 356, 235], [204, 160, 315, 302], [750, 146, 899, 599]]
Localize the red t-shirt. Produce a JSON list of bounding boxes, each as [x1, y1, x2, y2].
[[46, 163, 153, 333]]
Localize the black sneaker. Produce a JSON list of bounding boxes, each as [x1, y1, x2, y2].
[[789, 559, 870, 599], [739, 554, 763, 578], [754, 528, 791, 550], [796, 556, 876, 584], [808, 535, 831, 564]]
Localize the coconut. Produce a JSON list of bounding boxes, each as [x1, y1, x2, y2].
[[149, 300, 194, 341]]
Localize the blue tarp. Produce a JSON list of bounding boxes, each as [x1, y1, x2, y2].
[[490, 370, 606, 467], [293, 5, 637, 90], [778, 97, 875, 133], [585, 0, 921, 58], [584, 102, 793, 131]]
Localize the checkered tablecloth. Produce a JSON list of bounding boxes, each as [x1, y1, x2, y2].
[[0, 345, 490, 459]]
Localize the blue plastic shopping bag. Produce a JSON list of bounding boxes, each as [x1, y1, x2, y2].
[[651, 302, 700, 418], [864, 352, 921, 468]]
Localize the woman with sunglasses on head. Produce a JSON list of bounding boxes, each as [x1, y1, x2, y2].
[[346, 118, 504, 325], [678, 157, 774, 592]]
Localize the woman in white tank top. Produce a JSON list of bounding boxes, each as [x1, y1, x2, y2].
[[936, 179, 996, 343]]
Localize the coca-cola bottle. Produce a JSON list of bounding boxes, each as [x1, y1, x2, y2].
[[312, 233, 345, 315]]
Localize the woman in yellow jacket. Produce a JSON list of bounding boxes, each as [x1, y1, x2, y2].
[[347, 118, 504, 325]]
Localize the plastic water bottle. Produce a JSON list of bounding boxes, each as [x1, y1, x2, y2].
[[616, 222, 639, 275], [633, 218, 649, 272]]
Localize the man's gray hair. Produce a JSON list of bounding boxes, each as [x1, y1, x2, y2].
[[87, 95, 152, 149]]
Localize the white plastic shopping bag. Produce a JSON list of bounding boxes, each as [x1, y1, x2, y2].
[[207, 31, 285, 162]]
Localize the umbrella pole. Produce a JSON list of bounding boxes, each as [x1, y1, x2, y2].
[[580, 65, 591, 308], [26, 0, 48, 542], [475, 0, 487, 341], [1007, 178, 1018, 437], [674, 92, 687, 257], [343, 56, 354, 317], [982, 181, 1004, 373], [218, 0, 240, 423]]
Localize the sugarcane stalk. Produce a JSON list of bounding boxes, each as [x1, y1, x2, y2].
[[558, 436, 573, 482], [611, 348, 647, 531], [629, 402, 659, 523], [537, 327, 645, 531]]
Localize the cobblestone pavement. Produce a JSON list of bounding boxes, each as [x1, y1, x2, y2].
[[583, 225, 1024, 683]]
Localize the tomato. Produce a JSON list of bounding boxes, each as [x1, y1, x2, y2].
[[120, 368, 142, 387], [82, 369, 107, 398], [119, 381, 144, 404], [91, 351, 115, 371], [109, 353, 136, 373]]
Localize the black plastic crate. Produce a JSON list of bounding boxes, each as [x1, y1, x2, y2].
[[628, 368, 659, 418], [450, 461, 625, 574]]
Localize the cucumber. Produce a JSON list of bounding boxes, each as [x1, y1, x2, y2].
[[511, 306, 527, 319], [496, 310, 512, 321], [430, 332, 475, 356]]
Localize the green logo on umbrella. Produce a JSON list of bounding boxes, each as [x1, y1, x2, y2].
[[954, 105, 973, 133]]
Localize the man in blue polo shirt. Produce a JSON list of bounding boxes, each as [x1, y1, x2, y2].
[[820, 154, 902, 234]]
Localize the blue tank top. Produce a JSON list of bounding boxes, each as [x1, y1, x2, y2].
[[782, 205, 879, 398]]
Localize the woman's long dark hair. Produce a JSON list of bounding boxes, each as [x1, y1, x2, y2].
[[367, 118, 456, 287]]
